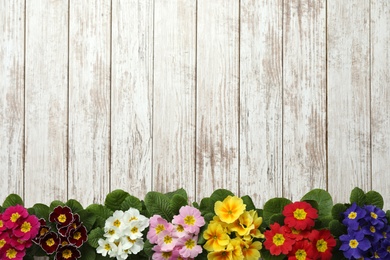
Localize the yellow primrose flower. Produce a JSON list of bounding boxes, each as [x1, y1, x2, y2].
[[247, 210, 264, 240], [210, 215, 230, 234], [203, 223, 230, 252], [229, 211, 254, 237], [214, 196, 246, 224], [241, 240, 262, 260], [207, 247, 233, 260], [230, 239, 244, 260]]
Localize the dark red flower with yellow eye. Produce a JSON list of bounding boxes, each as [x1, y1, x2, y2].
[[49, 206, 74, 227], [55, 244, 81, 260], [283, 201, 318, 231], [68, 225, 87, 248], [58, 214, 81, 237], [34, 219, 51, 242], [40, 232, 60, 254]]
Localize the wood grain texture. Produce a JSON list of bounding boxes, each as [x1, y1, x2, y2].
[[24, 0, 68, 207], [371, 0, 390, 208], [68, 0, 111, 206], [0, 0, 25, 203], [196, 0, 240, 201], [153, 0, 196, 201], [110, 0, 153, 199], [240, 0, 283, 207], [327, 0, 371, 203], [283, 0, 327, 200]]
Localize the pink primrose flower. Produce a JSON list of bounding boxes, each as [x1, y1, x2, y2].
[[152, 245, 180, 260], [157, 230, 178, 252], [172, 206, 205, 235], [147, 215, 174, 244], [3, 205, 29, 229], [178, 235, 202, 258], [13, 215, 40, 241]]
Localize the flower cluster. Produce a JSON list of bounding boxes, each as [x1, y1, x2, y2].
[[203, 196, 264, 260], [0, 205, 40, 260], [264, 201, 336, 260], [147, 206, 205, 260], [97, 208, 149, 259], [33, 205, 88, 260], [339, 203, 390, 259]]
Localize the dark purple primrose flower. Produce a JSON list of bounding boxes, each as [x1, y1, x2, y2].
[[363, 205, 387, 230], [340, 230, 371, 259], [342, 203, 366, 231], [377, 238, 390, 259], [362, 224, 385, 244]]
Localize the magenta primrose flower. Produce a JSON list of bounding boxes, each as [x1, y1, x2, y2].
[[172, 206, 205, 235], [13, 215, 40, 241], [3, 205, 29, 229]]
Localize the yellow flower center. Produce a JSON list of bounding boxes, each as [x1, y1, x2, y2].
[[46, 238, 56, 247], [295, 249, 307, 260], [73, 232, 81, 240], [113, 219, 121, 227], [6, 248, 17, 259], [185, 239, 195, 249], [272, 233, 285, 246], [104, 243, 111, 250], [0, 220, 3, 227], [387, 246, 390, 253], [371, 212, 378, 219], [162, 252, 172, 259], [375, 252, 380, 258], [62, 241, 69, 246], [40, 227, 49, 236], [21, 221, 32, 233], [349, 239, 359, 249], [293, 209, 307, 220], [176, 224, 184, 232], [62, 249, 72, 259], [131, 226, 139, 234], [0, 239, 6, 248], [127, 237, 136, 243], [11, 213, 21, 222], [184, 215, 196, 226], [164, 235, 173, 244], [348, 212, 357, 219], [129, 216, 138, 221], [155, 224, 165, 234], [108, 229, 115, 235], [370, 226, 376, 233], [316, 239, 328, 252], [58, 214, 67, 223], [292, 228, 301, 235]]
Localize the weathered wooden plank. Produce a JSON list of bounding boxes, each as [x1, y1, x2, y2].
[[68, 0, 111, 206], [196, 0, 240, 201], [371, 0, 390, 208], [110, 0, 153, 199], [327, 0, 371, 203], [0, 0, 25, 204], [283, 0, 327, 201], [153, 0, 196, 201], [240, 0, 283, 207], [24, 0, 68, 207]]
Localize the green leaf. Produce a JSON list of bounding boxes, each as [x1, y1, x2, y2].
[[199, 197, 214, 215], [143, 240, 154, 257], [31, 203, 50, 220], [386, 210, 390, 223], [50, 200, 65, 210], [260, 248, 286, 260], [332, 203, 348, 221], [79, 243, 96, 259], [263, 198, 292, 226], [301, 189, 333, 219], [329, 219, 347, 238], [171, 194, 189, 215], [192, 201, 199, 208], [78, 209, 96, 231], [365, 191, 384, 209], [86, 204, 113, 228], [241, 195, 256, 211], [269, 213, 285, 225], [144, 191, 174, 221], [209, 189, 235, 204], [2, 194, 24, 208], [120, 195, 143, 212], [165, 188, 188, 201], [105, 189, 130, 211], [66, 199, 84, 213], [88, 227, 105, 248], [350, 187, 366, 206]]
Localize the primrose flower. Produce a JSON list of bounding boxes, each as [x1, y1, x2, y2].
[[282, 201, 318, 230], [49, 206, 74, 227], [363, 205, 387, 230], [172, 206, 205, 234], [2, 247, 25, 260], [241, 240, 262, 260], [214, 196, 246, 224], [148, 215, 173, 244], [203, 222, 230, 252], [13, 215, 40, 241], [339, 230, 371, 259], [263, 222, 294, 256], [342, 203, 366, 231], [2, 205, 29, 229], [308, 229, 336, 260], [55, 244, 81, 260], [96, 238, 115, 257], [287, 240, 315, 260], [178, 235, 202, 258]]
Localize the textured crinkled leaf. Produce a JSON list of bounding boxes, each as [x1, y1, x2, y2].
[[350, 187, 366, 206], [78, 209, 96, 231], [263, 197, 291, 226], [66, 199, 84, 213], [199, 197, 214, 215], [209, 189, 235, 204], [105, 189, 130, 211], [2, 194, 24, 208], [50, 200, 65, 210], [329, 219, 347, 238], [241, 195, 256, 211], [144, 191, 174, 221], [165, 188, 188, 201], [143, 240, 154, 257], [332, 203, 348, 221], [86, 204, 113, 228], [120, 195, 143, 212], [365, 191, 384, 209], [87, 227, 105, 248], [31, 203, 50, 220], [269, 213, 285, 226], [171, 194, 189, 215], [78, 243, 96, 259], [301, 189, 333, 218]]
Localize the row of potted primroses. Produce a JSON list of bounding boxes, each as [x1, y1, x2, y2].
[[0, 187, 389, 260]]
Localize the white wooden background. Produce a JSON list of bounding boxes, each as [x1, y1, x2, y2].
[[1, 0, 389, 212]]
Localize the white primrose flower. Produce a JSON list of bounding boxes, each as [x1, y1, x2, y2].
[[105, 210, 126, 231], [96, 238, 115, 257]]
